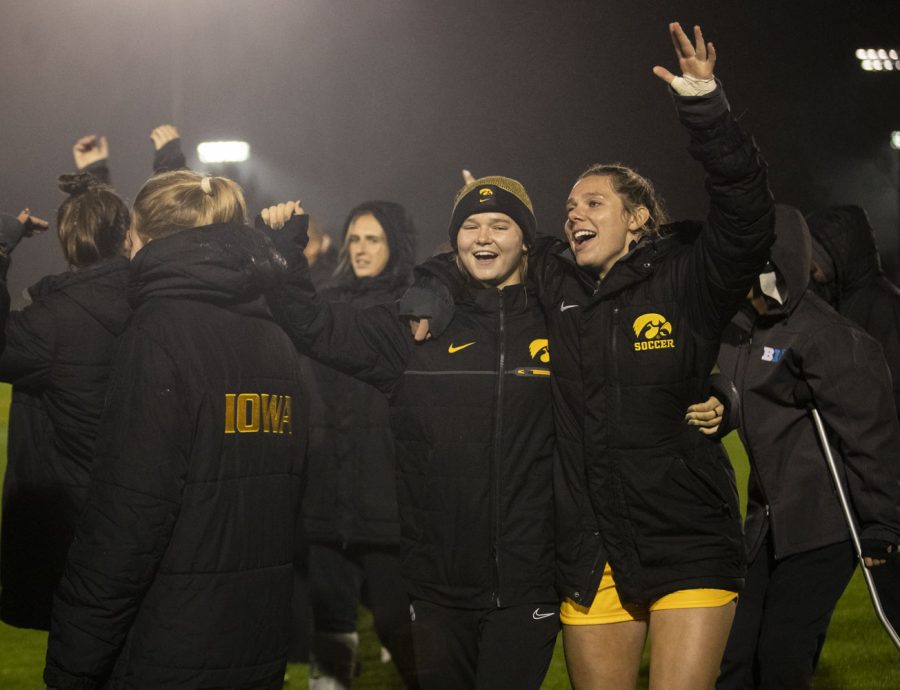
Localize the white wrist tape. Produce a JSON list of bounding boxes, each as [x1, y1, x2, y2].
[[670, 74, 717, 97]]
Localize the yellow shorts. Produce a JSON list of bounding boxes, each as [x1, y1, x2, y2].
[[560, 563, 737, 625]]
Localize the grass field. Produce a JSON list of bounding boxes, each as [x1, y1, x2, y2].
[[0, 383, 897, 688]]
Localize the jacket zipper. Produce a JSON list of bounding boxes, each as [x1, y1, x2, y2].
[[491, 290, 507, 607], [733, 322, 777, 557]]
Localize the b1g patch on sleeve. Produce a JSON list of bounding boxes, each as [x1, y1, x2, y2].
[[224, 393, 293, 434], [632, 312, 675, 352], [761, 346, 786, 363]]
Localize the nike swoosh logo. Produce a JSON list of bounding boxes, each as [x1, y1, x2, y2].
[[532, 609, 556, 620], [559, 301, 579, 312], [448, 342, 476, 354]]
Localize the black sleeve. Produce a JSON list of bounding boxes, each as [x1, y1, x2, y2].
[[804, 322, 900, 543], [398, 252, 460, 339], [675, 83, 775, 340], [81, 159, 111, 185], [0, 293, 56, 386], [44, 327, 191, 690], [152, 138, 187, 174], [707, 372, 741, 439], [263, 216, 411, 391]]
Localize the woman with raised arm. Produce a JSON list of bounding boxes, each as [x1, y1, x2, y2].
[[546, 23, 773, 689], [0, 173, 130, 632], [44, 170, 307, 689], [260, 179, 559, 690]]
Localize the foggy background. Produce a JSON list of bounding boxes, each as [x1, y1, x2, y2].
[[2, 0, 899, 305]]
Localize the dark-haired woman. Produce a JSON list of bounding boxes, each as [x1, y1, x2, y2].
[[302, 202, 419, 689], [0, 172, 131, 631]]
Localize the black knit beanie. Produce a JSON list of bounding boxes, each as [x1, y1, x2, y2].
[[448, 176, 536, 249]]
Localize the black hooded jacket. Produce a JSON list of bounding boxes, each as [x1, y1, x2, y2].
[[0, 255, 130, 630], [717, 206, 900, 561], [805, 205, 900, 419], [44, 224, 307, 690], [302, 201, 416, 545], [265, 216, 557, 610]]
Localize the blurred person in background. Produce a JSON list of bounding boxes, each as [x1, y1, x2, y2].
[[301, 201, 419, 689]]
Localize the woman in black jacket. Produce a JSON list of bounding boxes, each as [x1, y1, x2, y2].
[[44, 170, 307, 690], [302, 201, 418, 689], [262, 178, 559, 690], [0, 173, 130, 631]]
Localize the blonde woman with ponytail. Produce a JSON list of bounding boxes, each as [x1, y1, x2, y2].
[[44, 169, 308, 690]]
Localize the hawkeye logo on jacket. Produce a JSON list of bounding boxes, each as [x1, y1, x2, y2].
[[632, 313, 675, 352], [224, 393, 293, 434], [516, 339, 551, 377]]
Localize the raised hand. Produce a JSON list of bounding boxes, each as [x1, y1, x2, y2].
[[150, 124, 180, 151], [16, 208, 49, 236], [462, 169, 476, 184], [652, 22, 716, 85], [261, 201, 305, 230], [72, 135, 109, 170]]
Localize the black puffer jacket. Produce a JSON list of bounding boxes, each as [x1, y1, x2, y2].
[[267, 220, 556, 609], [302, 201, 415, 545], [717, 205, 900, 561], [537, 85, 774, 606], [44, 224, 307, 690], [805, 205, 900, 418], [0, 255, 130, 630]]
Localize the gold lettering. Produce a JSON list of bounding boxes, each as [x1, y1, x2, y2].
[[224, 394, 236, 434], [634, 339, 675, 352], [280, 395, 292, 435], [261, 394, 284, 434], [237, 393, 260, 433]]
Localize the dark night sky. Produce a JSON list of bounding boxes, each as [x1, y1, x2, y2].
[[2, 1, 899, 305]]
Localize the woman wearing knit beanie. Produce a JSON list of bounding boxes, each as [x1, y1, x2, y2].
[[260, 180, 559, 689]]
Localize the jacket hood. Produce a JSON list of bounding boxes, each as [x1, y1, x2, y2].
[[127, 223, 281, 309], [329, 201, 416, 292], [28, 256, 131, 336], [805, 204, 881, 292], [763, 204, 811, 316]]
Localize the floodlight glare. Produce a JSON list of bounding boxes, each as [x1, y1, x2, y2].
[[196, 141, 250, 163], [856, 48, 900, 72], [891, 131, 900, 150]]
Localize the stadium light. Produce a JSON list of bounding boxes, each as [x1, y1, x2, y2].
[[891, 131, 900, 150], [856, 48, 900, 72], [196, 141, 251, 163]]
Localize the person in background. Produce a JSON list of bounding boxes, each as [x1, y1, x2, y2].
[[0, 166, 129, 632], [44, 170, 307, 689], [301, 201, 419, 689], [804, 203, 900, 645], [715, 205, 900, 689]]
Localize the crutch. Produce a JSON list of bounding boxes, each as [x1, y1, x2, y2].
[[806, 404, 900, 652]]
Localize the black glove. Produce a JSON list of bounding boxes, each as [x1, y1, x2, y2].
[[153, 138, 187, 174], [861, 539, 897, 561]]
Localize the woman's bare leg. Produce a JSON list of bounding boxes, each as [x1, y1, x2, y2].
[[563, 620, 648, 689], [647, 602, 736, 690]]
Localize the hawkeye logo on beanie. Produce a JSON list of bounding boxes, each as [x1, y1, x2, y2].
[[632, 312, 675, 352], [479, 187, 495, 203]]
